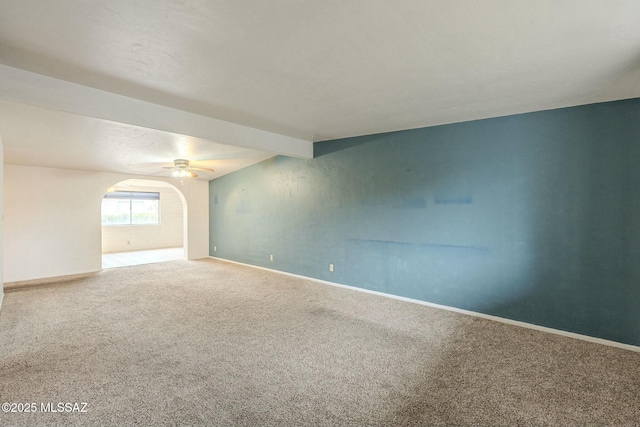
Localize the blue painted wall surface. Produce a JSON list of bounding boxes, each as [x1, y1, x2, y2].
[[210, 98, 640, 346]]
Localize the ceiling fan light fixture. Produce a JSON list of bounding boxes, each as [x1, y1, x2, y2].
[[172, 169, 190, 178], [153, 158, 212, 183]]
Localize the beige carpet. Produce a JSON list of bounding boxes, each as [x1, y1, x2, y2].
[[1, 259, 639, 426]]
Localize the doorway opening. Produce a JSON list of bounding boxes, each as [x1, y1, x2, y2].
[[101, 179, 187, 268]]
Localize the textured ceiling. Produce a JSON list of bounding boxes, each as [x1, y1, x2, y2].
[[0, 99, 273, 178], [1, 0, 640, 177]]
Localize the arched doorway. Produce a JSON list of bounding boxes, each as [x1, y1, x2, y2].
[[100, 179, 187, 268]]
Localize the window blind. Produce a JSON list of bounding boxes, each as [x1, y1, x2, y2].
[[103, 191, 160, 200]]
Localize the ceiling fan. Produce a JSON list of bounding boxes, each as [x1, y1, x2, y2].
[[156, 159, 215, 183]]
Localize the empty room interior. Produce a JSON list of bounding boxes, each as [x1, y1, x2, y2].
[[1, 1, 639, 426]]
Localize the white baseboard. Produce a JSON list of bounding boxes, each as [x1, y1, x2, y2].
[[209, 256, 640, 353], [4, 270, 101, 291]]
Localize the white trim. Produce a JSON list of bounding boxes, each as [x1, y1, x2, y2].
[[210, 256, 640, 353], [4, 270, 101, 291], [0, 292, 4, 313]]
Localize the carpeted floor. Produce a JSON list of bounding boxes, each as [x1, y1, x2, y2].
[[1, 259, 639, 426]]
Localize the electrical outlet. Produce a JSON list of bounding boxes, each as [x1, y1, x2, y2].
[[213, 246, 217, 252], [329, 263, 334, 272], [270, 254, 273, 261]]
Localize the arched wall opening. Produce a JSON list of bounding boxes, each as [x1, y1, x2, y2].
[[100, 178, 188, 268], [3, 166, 207, 284]]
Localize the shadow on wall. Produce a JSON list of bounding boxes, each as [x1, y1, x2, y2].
[[314, 132, 392, 157], [210, 98, 640, 346], [492, 101, 640, 344]]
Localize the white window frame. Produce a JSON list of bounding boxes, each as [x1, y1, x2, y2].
[[101, 191, 161, 226]]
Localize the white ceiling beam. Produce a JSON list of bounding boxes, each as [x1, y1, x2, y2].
[[0, 65, 313, 159]]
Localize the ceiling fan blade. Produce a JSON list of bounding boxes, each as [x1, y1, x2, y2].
[[190, 166, 215, 173]]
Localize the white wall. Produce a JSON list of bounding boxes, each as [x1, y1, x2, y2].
[[3, 165, 209, 283], [101, 185, 184, 253]]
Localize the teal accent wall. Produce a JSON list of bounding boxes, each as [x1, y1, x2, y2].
[[210, 98, 640, 346]]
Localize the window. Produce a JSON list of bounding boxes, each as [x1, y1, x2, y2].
[[102, 191, 160, 225]]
